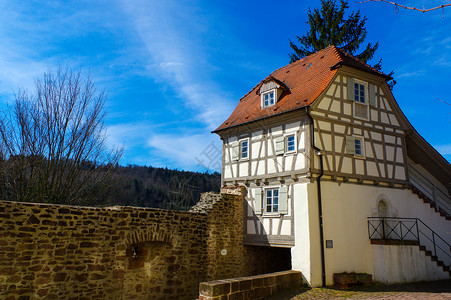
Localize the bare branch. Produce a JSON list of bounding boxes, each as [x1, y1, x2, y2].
[[358, 0, 451, 13], [0, 66, 122, 204], [436, 98, 451, 106]]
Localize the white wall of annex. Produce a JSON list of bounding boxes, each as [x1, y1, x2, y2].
[[316, 181, 450, 285], [291, 182, 316, 285]]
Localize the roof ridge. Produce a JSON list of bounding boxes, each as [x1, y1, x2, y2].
[[270, 46, 335, 75], [334, 46, 387, 77]]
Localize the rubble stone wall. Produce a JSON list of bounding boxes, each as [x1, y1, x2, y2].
[[0, 187, 257, 300]]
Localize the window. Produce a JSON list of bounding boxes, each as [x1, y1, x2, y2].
[[354, 138, 362, 156], [286, 134, 296, 152], [262, 90, 275, 108], [275, 133, 297, 155], [231, 138, 249, 161], [240, 139, 248, 159], [265, 188, 279, 213], [348, 78, 368, 119], [354, 82, 365, 103], [345, 136, 365, 158], [254, 186, 288, 215]]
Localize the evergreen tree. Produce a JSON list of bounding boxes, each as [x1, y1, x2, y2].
[[289, 0, 395, 88], [289, 0, 377, 63]]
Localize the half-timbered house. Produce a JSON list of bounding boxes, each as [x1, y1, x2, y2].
[[213, 46, 451, 286]]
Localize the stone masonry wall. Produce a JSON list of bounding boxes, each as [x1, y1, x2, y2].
[[0, 200, 209, 300], [0, 187, 254, 300], [0, 187, 290, 299]]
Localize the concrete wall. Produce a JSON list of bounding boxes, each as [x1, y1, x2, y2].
[[372, 244, 449, 283], [0, 188, 276, 300]]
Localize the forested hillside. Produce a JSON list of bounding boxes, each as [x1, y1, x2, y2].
[[99, 165, 221, 210]]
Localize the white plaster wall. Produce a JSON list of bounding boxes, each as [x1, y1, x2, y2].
[[319, 182, 375, 285], [308, 181, 451, 286], [291, 183, 317, 284], [372, 245, 449, 283]]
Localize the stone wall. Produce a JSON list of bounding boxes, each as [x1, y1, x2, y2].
[[0, 187, 290, 299], [0, 200, 209, 299], [199, 270, 303, 300]]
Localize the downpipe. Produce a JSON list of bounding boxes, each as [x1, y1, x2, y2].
[[305, 106, 326, 287]]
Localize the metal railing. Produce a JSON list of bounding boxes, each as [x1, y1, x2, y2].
[[368, 217, 451, 267], [408, 163, 451, 216]]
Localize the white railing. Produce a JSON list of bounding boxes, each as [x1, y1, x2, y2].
[[408, 163, 451, 216]]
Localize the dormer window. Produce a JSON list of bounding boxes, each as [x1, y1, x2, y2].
[[259, 77, 288, 109], [262, 90, 275, 108]]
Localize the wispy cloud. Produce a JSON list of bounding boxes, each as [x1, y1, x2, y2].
[[396, 71, 423, 78], [121, 0, 234, 130], [147, 133, 221, 171], [435, 144, 451, 156]]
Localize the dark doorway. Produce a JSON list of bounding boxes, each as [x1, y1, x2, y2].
[[244, 245, 292, 275]]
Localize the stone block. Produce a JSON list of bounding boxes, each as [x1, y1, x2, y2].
[[238, 278, 252, 291], [333, 272, 372, 289], [53, 272, 67, 282], [228, 292, 243, 300], [251, 277, 264, 289], [200, 280, 230, 297]]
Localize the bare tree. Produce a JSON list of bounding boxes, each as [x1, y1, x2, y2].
[[359, 0, 451, 13], [0, 67, 122, 205]]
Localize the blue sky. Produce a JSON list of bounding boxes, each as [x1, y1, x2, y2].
[[0, 0, 450, 172]]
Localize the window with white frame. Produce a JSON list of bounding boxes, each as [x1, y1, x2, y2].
[[354, 82, 366, 103], [240, 139, 249, 159], [265, 188, 279, 213], [285, 134, 296, 153], [261, 90, 275, 108], [275, 133, 297, 155], [254, 186, 288, 215], [348, 78, 368, 119]]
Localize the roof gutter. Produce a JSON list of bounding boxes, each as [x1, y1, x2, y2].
[[305, 106, 326, 287]]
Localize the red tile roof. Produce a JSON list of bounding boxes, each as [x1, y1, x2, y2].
[[214, 46, 389, 133]]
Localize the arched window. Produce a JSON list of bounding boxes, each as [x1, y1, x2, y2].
[[378, 200, 387, 218]]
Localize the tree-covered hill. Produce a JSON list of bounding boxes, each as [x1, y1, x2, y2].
[[99, 165, 221, 210]]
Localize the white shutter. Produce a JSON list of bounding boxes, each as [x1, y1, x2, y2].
[[275, 136, 284, 155], [345, 136, 355, 154], [369, 84, 376, 107], [279, 186, 288, 214], [231, 142, 239, 161], [254, 188, 262, 215], [347, 77, 355, 101]]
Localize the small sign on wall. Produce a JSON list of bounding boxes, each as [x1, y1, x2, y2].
[[326, 240, 333, 248]]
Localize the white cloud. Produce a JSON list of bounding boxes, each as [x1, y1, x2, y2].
[[147, 133, 221, 171], [435, 144, 451, 156], [121, 0, 234, 130], [105, 122, 154, 150]]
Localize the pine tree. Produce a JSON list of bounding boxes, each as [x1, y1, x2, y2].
[[289, 0, 377, 63], [289, 0, 395, 88]]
